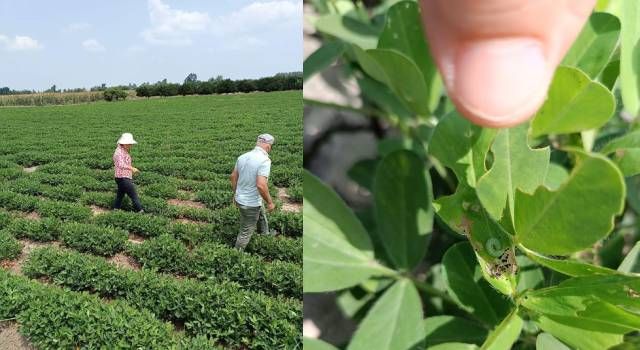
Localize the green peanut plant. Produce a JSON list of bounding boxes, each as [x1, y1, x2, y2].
[[303, 1, 640, 349]]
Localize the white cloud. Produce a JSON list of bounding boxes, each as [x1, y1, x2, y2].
[[64, 22, 91, 33], [82, 39, 106, 52], [139, 0, 301, 47], [210, 1, 302, 36], [0, 34, 43, 51], [141, 0, 211, 46]]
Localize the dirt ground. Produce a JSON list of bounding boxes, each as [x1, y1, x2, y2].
[[277, 187, 302, 213], [5, 240, 59, 275], [90, 205, 109, 216], [167, 199, 206, 209], [107, 253, 140, 271], [0, 322, 34, 350], [21, 212, 41, 221], [22, 166, 38, 173], [127, 233, 145, 245]]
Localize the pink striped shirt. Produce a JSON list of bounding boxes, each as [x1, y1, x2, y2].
[[113, 145, 132, 179]]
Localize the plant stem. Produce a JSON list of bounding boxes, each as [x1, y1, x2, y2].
[[410, 278, 456, 304], [409, 277, 493, 330]]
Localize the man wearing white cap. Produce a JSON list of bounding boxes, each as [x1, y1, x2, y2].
[[230, 133, 276, 250], [113, 132, 143, 212]]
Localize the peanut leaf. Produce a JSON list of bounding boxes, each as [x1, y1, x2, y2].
[[476, 123, 550, 222], [348, 279, 425, 350], [531, 67, 615, 137], [374, 150, 433, 270], [514, 150, 625, 255], [304, 171, 391, 292]]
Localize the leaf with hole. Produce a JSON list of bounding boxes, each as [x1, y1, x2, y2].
[[514, 149, 625, 255]]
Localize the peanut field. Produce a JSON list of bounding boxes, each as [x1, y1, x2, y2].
[[0, 91, 303, 349]]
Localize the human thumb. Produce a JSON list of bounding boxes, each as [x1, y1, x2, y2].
[[420, 0, 596, 127]]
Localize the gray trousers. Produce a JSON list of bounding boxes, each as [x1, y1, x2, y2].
[[235, 203, 269, 250]]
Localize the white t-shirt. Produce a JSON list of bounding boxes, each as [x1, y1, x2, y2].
[[234, 146, 271, 207]]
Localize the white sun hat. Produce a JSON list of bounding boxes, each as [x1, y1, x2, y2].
[[117, 133, 138, 145]]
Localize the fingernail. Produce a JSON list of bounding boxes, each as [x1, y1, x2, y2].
[[453, 38, 549, 127]]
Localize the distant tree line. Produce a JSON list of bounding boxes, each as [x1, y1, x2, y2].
[[0, 72, 301, 102], [135, 72, 302, 98]]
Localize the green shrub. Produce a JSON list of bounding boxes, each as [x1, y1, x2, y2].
[[93, 210, 170, 237], [141, 182, 179, 199], [199, 223, 302, 263], [270, 211, 302, 237], [42, 183, 84, 202], [128, 235, 302, 298], [7, 177, 44, 196], [3, 217, 61, 241], [0, 191, 39, 212], [0, 270, 194, 349], [60, 222, 127, 256], [0, 210, 12, 230], [80, 191, 113, 208], [0, 167, 23, 181], [36, 199, 92, 221], [168, 221, 207, 247], [23, 247, 301, 349], [287, 180, 302, 203], [0, 230, 21, 260], [103, 87, 128, 101], [195, 190, 233, 209], [126, 234, 189, 274]]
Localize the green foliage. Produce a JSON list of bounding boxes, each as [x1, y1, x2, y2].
[[287, 180, 303, 203], [531, 66, 615, 137], [59, 222, 127, 256], [306, 1, 639, 349], [562, 12, 620, 78], [3, 217, 61, 241], [442, 243, 511, 325], [349, 279, 425, 350], [304, 171, 391, 292], [0, 270, 204, 349], [93, 210, 170, 237], [0, 91, 303, 344], [22, 247, 301, 349], [128, 235, 302, 298], [0, 230, 21, 260], [600, 129, 640, 176], [103, 87, 128, 101], [374, 150, 433, 270], [36, 199, 92, 222], [270, 210, 303, 237], [618, 0, 640, 116], [514, 150, 625, 255]]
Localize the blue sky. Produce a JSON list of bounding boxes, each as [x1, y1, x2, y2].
[[0, 0, 302, 90]]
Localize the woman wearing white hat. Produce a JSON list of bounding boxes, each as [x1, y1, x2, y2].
[[113, 132, 143, 212]]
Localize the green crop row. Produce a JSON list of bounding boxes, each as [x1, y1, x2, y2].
[[91, 210, 301, 262], [0, 201, 301, 263], [0, 270, 217, 349], [1, 217, 127, 256], [0, 191, 92, 222], [127, 234, 302, 298], [82, 190, 303, 237], [23, 247, 301, 349]]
